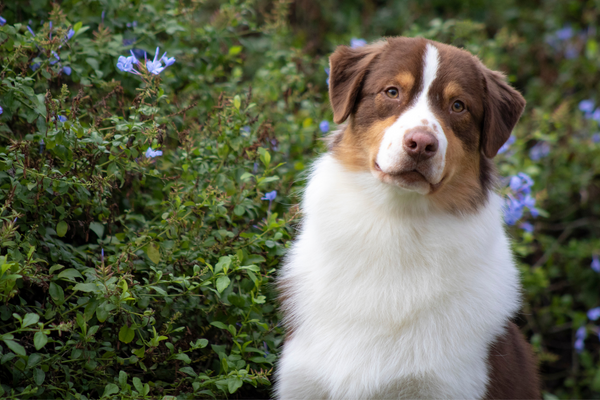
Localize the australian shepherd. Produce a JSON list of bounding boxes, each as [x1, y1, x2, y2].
[[276, 37, 540, 399]]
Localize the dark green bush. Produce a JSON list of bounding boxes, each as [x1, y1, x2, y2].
[[1, 0, 599, 398]]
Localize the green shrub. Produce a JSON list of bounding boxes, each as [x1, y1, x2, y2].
[[0, 1, 325, 398], [1, 0, 600, 398]]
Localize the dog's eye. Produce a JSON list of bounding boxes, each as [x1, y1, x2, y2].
[[451, 101, 465, 113], [385, 88, 399, 99]]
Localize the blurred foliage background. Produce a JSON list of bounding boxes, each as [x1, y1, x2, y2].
[[0, 0, 599, 398]]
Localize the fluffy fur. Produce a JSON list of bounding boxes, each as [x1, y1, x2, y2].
[[275, 37, 538, 399], [276, 155, 520, 399]]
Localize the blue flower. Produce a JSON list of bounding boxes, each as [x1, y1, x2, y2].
[[592, 255, 600, 273], [101, 248, 104, 263], [101, 10, 106, 23], [497, 135, 516, 155], [163, 56, 176, 67], [350, 38, 367, 48], [62, 66, 72, 75], [564, 44, 578, 60], [262, 190, 277, 211], [319, 120, 330, 133], [0, 16, 6, 26], [0, 106, 3, 115], [261, 190, 277, 201], [529, 142, 550, 161], [555, 26, 574, 41], [579, 99, 595, 114], [66, 28, 75, 40], [27, 25, 35, 36], [145, 147, 163, 158], [504, 197, 524, 226], [593, 133, 600, 143], [146, 47, 167, 75], [575, 325, 586, 353], [116, 55, 140, 75], [49, 50, 60, 65], [31, 62, 40, 71], [509, 172, 533, 194], [588, 307, 600, 321], [325, 67, 330, 85], [57, 115, 67, 122], [520, 222, 534, 233], [240, 126, 251, 136]]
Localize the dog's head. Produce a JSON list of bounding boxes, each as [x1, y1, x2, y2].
[[328, 37, 525, 212]]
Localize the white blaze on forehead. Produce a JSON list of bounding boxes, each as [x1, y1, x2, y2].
[[376, 43, 448, 184]]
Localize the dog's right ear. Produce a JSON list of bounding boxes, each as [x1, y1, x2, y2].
[[329, 42, 384, 124]]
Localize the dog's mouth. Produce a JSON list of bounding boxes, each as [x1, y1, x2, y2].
[[373, 162, 444, 194]]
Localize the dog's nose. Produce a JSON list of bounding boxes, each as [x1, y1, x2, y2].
[[403, 130, 438, 161]]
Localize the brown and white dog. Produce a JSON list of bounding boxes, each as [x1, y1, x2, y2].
[[276, 37, 540, 399]]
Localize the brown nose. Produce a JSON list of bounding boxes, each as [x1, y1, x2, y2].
[[403, 130, 438, 161]]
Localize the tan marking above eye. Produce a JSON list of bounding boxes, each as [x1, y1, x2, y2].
[[395, 71, 415, 90], [443, 81, 462, 101]]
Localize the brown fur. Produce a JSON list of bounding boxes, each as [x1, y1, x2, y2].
[[327, 37, 525, 214], [485, 322, 541, 399], [325, 37, 539, 396]]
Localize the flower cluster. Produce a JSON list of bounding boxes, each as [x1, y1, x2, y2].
[[145, 147, 163, 158], [504, 173, 538, 226], [546, 25, 588, 60], [26, 24, 75, 75], [117, 47, 175, 76], [574, 307, 600, 353], [529, 141, 551, 161]]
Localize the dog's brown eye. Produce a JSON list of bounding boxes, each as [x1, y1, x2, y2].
[[451, 101, 465, 113], [385, 88, 399, 98]]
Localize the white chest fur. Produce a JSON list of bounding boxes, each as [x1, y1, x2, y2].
[[276, 155, 521, 400]]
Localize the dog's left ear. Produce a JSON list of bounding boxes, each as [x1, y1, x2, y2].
[[481, 67, 526, 158], [329, 42, 384, 124]]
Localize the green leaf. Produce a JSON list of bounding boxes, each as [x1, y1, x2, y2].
[[119, 325, 135, 343], [228, 377, 243, 394], [73, 282, 97, 292], [119, 370, 128, 388], [56, 221, 68, 237], [233, 95, 241, 110], [216, 276, 230, 293], [214, 256, 231, 274], [22, 313, 39, 328], [172, 353, 191, 364], [89, 222, 104, 238], [228, 46, 243, 56], [96, 304, 109, 323], [179, 366, 197, 377], [3, 339, 26, 356], [132, 377, 143, 393], [592, 367, 600, 391], [102, 383, 119, 398], [33, 368, 45, 385], [57, 268, 83, 281], [86, 57, 100, 71], [33, 331, 48, 350], [146, 244, 160, 264], [210, 321, 228, 330], [49, 282, 65, 304]]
